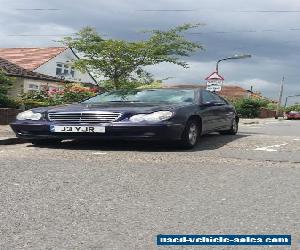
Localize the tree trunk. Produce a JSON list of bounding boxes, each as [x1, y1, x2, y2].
[[112, 76, 120, 90]]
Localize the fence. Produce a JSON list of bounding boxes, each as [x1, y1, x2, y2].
[[0, 108, 21, 125], [259, 107, 276, 118]]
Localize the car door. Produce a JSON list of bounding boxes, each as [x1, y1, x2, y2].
[[200, 90, 221, 132], [209, 92, 232, 129]]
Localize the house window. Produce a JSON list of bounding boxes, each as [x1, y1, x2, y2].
[[70, 68, 75, 77], [56, 63, 63, 75], [28, 84, 39, 91], [56, 63, 75, 78]]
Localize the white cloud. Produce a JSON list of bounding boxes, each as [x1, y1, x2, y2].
[[0, 21, 75, 47], [0, 0, 300, 103]]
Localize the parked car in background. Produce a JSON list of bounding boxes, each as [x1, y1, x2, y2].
[[285, 111, 300, 120], [10, 88, 239, 149]]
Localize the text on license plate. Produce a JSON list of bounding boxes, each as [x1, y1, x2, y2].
[[50, 126, 105, 133]]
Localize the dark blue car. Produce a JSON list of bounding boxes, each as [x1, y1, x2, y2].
[[10, 88, 239, 148]]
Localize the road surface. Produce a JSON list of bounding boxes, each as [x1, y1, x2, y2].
[[0, 119, 299, 249]]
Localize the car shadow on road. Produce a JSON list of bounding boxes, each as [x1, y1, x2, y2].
[[28, 133, 249, 152], [0, 137, 26, 145]]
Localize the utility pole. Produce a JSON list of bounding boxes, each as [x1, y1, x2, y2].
[[275, 76, 284, 119], [284, 94, 300, 108]]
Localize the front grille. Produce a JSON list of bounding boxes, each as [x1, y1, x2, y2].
[[48, 111, 121, 123]]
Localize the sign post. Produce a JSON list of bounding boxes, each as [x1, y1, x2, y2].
[[205, 72, 224, 92]]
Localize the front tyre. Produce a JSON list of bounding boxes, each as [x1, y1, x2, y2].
[[180, 119, 200, 149], [220, 118, 238, 135]]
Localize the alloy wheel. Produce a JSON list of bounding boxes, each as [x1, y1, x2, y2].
[[232, 119, 238, 133], [188, 123, 198, 145]]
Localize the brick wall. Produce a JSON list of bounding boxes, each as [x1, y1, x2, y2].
[[0, 108, 21, 125], [259, 107, 276, 118]]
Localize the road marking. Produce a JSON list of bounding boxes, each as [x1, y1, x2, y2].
[[93, 152, 107, 155], [293, 139, 300, 141], [254, 143, 288, 152]]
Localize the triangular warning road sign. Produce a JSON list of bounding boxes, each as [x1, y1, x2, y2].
[[205, 72, 224, 81]]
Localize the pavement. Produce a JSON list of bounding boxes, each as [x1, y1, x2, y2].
[[0, 124, 14, 137], [0, 125, 24, 145], [0, 119, 300, 249]]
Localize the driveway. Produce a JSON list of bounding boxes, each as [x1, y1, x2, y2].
[[0, 119, 299, 249]]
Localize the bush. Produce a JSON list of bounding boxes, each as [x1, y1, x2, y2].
[[225, 97, 280, 118], [20, 83, 98, 109], [0, 70, 13, 95], [285, 104, 300, 112], [0, 71, 19, 108], [266, 102, 277, 111], [0, 94, 19, 108], [60, 83, 97, 103], [231, 98, 267, 118], [21, 99, 50, 110], [19, 91, 51, 109]]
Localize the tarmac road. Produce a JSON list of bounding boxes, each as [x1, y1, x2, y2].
[[0, 119, 299, 250]]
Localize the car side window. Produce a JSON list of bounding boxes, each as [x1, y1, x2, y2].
[[218, 96, 229, 104], [210, 93, 227, 104], [202, 91, 219, 103]]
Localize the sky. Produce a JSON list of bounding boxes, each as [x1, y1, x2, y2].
[[0, 0, 300, 104]]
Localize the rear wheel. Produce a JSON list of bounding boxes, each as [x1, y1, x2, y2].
[[29, 139, 62, 146], [180, 119, 201, 149], [219, 118, 238, 135]]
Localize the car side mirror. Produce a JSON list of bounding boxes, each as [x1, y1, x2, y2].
[[201, 101, 215, 107]]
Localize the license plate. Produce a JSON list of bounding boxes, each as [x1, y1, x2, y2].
[[50, 125, 105, 133]]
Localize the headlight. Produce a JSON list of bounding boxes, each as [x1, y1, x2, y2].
[[16, 110, 42, 121], [129, 111, 173, 122]]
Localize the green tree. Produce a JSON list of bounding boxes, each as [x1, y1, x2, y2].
[[62, 24, 203, 89], [0, 71, 18, 108], [0, 70, 13, 95]]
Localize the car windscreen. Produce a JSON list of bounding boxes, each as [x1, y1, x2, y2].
[[82, 89, 195, 104]]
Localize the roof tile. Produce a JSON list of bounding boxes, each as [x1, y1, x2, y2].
[[0, 47, 67, 70], [0, 57, 63, 82]]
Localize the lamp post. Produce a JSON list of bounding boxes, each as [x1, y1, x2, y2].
[[216, 54, 251, 74], [275, 76, 284, 119]]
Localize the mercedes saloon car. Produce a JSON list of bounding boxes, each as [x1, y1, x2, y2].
[[10, 88, 239, 148]]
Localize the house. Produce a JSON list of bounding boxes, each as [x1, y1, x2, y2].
[[0, 47, 97, 96], [218, 85, 263, 99], [0, 57, 66, 97]]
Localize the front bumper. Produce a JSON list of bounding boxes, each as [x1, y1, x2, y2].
[[10, 120, 185, 141]]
